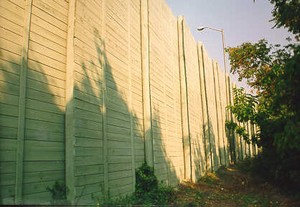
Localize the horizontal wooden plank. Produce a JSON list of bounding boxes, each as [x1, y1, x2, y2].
[[108, 163, 132, 173], [29, 40, 66, 63], [75, 147, 102, 157], [22, 191, 51, 204], [0, 0, 25, 14], [108, 148, 132, 156], [106, 132, 131, 142], [75, 0, 102, 25], [30, 14, 66, 39], [0, 37, 23, 55], [75, 138, 103, 148], [25, 139, 64, 149], [23, 170, 64, 184], [0, 150, 16, 161], [75, 155, 103, 166], [26, 98, 64, 114], [24, 149, 64, 161], [33, 0, 68, 24], [75, 173, 104, 186], [74, 98, 103, 114], [74, 67, 103, 88], [109, 177, 132, 188], [0, 173, 15, 186], [107, 140, 131, 149], [0, 138, 16, 151], [27, 69, 65, 89], [0, 184, 15, 201], [0, 114, 18, 128], [29, 31, 66, 56], [23, 180, 56, 197], [106, 116, 130, 129], [28, 50, 66, 73], [0, 80, 19, 95], [0, 161, 16, 174], [25, 108, 64, 124], [26, 78, 65, 97], [74, 182, 103, 199], [74, 91, 102, 108], [25, 119, 64, 133], [25, 128, 63, 142], [74, 108, 102, 123], [0, 58, 20, 75], [23, 161, 64, 173], [0, 5, 24, 27], [109, 183, 132, 198], [75, 165, 104, 177], [106, 125, 131, 136], [108, 156, 132, 164], [30, 22, 66, 47], [26, 88, 64, 107], [0, 126, 17, 139], [0, 67, 20, 84], [74, 127, 102, 139], [0, 16, 23, 36], [74, 118, 102, 131], [53, 0, 69, 10], [108, 170, 132, 181]]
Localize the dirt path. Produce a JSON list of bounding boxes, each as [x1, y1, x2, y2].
[[173, 166, 299, 207]]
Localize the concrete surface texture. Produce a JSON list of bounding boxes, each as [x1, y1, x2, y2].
[[0, 0, 257, 204]]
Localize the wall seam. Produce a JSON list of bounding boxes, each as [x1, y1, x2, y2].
[[65, 0, 76, 203], [101, 0, 109, 198], [128, 0, 136, 193], [15, 0, 33, 203]]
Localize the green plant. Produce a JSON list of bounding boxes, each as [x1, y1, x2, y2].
[[225, 5, 300, 190], [133, 162, 176, 205], [46, 181, 67, 204], [239, 192, 281, 207], [135, 162, 158, 196]]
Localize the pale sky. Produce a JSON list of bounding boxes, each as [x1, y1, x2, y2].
[[165, 0, 294, 87]]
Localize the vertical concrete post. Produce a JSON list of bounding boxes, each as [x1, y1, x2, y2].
[[101, 0, 109, 197], [15, 0, 33, 203], [65, 0, 76, 203], [197, 42, 209, 173], [214, 62, 226, 166], [198, 45, 213, 172], [127, 0, 136, 192], [141, 0, 153, 167], [177, 16, 192, 180], [211, 61, 221, 171]]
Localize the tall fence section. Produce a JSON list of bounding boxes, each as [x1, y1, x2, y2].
[[0, 0, 258, 204]]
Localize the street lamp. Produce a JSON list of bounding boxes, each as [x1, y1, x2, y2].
[[197, 26, 227, 75], [198, 26, 232, 165]]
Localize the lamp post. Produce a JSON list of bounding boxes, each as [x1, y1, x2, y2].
[[197, 26, 227, 75], [197, 26, 231, 166]]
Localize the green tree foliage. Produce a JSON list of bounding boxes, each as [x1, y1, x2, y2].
[[134, 163, 175, 205], [270, 0, 300, 40], [226, 0, 300, 192]]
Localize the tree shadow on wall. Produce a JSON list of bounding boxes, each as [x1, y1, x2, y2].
[[0, 51, 65, 204], [151, 110, 179, 186], [181, 131, 206, 181], [0, 29, 181, 205], [72, 29, 180, 204], [193, 134, 206, 180], [203, 119, 220, 172]]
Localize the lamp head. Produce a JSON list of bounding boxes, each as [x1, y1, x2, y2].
[[197, 27, 206, 31]]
